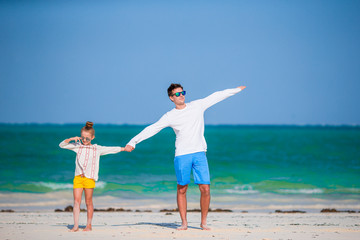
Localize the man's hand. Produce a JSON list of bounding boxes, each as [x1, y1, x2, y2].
[[238, 86, 246, 90], [124, 145, 135, 152]]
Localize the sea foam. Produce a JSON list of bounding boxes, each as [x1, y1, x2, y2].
[[33, 181, 107, 190], [277, 188, 324, 194], [225, 185, 259, 194]]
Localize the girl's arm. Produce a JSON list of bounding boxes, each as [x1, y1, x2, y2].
[[99, 146, 124, 156], [64, 137, 81, 143], [59, 137, 81, 150]]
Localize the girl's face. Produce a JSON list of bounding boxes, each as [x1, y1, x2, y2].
[[80, 131, 94, 145]]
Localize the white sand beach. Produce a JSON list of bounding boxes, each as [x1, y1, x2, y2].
[[1, 211, 359, 240]]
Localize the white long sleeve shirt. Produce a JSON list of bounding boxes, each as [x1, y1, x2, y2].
[[59, 141, 122, 181], [127, 87, 242, 156]]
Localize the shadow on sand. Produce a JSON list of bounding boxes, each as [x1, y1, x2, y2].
[[66, 225, 88, 231], [112, 222, 202, 230]]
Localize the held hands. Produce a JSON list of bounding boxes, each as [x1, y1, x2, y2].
[[124, 145, 135, 152]]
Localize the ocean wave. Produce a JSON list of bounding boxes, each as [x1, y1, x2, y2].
[[95, 181, 107, 189], [224, 185, 326, 195], [33, 181, 107, 190], [225, 185, 259, 194], [277, 188, 324, 194], [33, 182, 73, 190], [332, 188, 360, 194]]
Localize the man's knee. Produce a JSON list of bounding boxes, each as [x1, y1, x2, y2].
[[199, 184, 210, 196], [177, 184, 188, 195]]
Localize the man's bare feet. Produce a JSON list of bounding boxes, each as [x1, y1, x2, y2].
[[200, 224, 211, 230], [176, 224, 188, 231], [83, 224, 92, 231], [69, 227, 79, 232]]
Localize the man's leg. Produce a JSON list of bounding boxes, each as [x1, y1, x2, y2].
[[193, 152, 211, 230], [177, 184, 188, 230], [199, 184, 211, 230], [174, 154, 192, 230]]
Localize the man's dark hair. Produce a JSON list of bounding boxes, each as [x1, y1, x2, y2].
[[167, 83, 183, 97]]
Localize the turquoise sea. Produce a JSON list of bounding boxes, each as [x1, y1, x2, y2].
[[0, 124, 359, 212]]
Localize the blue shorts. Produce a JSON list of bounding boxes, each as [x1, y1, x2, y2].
[[174, 152, 210, 186]]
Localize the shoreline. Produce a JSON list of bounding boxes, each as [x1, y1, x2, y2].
[[1, 191, 360, 214], [2, 206, 360, 214]]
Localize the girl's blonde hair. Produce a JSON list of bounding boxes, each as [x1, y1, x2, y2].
[[81, 121, 95, 136]]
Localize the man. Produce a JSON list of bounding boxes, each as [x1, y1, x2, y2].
[[125, 83, 246, 230]]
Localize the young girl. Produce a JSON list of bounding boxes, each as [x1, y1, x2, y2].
[[59, 121, 124, 232]]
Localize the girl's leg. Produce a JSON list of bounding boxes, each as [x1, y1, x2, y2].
[[83, 188, 94, 231], [70, 188, 83, 232]]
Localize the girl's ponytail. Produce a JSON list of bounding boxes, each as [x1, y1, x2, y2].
[[85, 121, 94, 130], [81, 121, 95, 136]]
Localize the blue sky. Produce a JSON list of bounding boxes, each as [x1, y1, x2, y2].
[[1, 0, 359, 125]]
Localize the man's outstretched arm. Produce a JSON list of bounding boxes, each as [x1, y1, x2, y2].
[[199, 86, 246, 110], [124, 114, 170, 152]]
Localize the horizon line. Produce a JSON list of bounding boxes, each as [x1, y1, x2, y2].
[[0, 122, 359, 127]]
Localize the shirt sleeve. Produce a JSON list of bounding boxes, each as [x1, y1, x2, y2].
[[198, 88, 242, 110], [98, 146, 122, 156], [59, 140, 79, 152], [127, 113, 170, 149]]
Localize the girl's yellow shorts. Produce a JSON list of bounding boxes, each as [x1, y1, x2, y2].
[[73, 175, 95, 189]]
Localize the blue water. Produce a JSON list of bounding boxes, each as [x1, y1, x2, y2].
[[0, 124, 359, 211]]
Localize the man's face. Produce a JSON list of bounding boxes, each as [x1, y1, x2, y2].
[[169, 87, 185, 105]]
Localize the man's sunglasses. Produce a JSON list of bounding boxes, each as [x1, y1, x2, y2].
[[81, 136, 92, 142], [172, 91, 186, 97]]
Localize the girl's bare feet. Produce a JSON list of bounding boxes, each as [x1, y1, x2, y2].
[[83, 224, 92, 231], [200, 224, 211, 230], [69, 227, 79, 232]]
